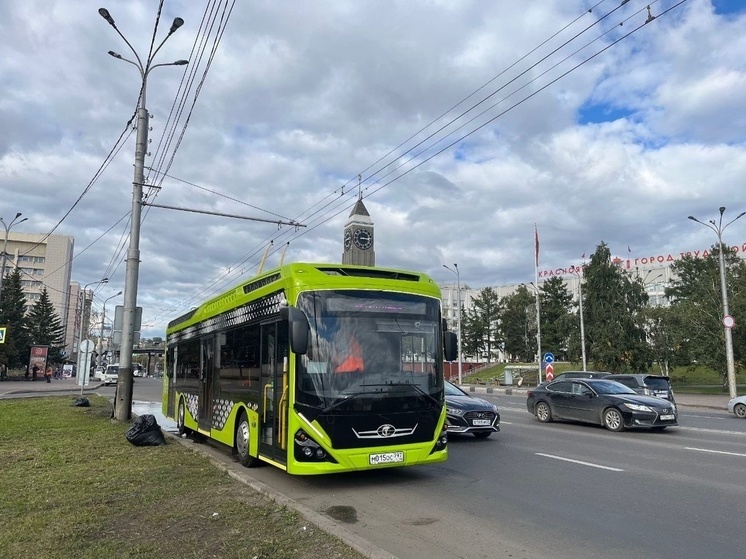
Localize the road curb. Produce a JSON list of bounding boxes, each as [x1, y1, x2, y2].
[[458, 384, 729, 411]]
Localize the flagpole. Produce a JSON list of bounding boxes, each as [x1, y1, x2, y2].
[[534, 225, 542, 383]]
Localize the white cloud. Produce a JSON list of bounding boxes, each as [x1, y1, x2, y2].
[[1, 0, 745, 337]]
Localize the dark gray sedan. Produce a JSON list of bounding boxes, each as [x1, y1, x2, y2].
[[445, 381, 500, 438], [526, 378, 677, 432]]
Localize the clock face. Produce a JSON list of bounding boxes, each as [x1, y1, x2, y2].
[[353, 228, 373, 250], [344, 230, 352, 250]]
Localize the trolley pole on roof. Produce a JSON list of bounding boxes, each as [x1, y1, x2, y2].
[[99, 7, 189, 421]]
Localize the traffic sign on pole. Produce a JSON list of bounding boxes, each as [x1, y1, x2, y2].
[[543, 352, 555, 364], [545, 363, 555, 381]]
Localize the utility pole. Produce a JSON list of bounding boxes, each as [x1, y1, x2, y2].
[[98, 7, 188, 421], [688, 207, 745, 398]]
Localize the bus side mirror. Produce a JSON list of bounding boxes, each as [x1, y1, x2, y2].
[[280, 306, 309, 355], [444, 331, 457, 362]]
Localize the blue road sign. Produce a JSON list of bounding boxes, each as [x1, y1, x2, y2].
[[543, 352, 555, 364]]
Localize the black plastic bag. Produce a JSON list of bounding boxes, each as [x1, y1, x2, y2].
[[71, 397, 90, 407], [125, 414, 166, 446]]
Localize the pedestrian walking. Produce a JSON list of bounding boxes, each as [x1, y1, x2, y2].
[[45, 365, 53, 383], [31, 363, 40, 381]]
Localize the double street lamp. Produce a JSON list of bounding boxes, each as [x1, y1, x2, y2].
[[78, 278, 109, 395], [443, 264, 463, 384], [688, 207, 745, 398], [97, 291, 123, 369], [0, 212, 28, 298], [99, 7, 188, 421]]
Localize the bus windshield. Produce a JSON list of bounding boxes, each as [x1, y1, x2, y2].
[[295, 290, 443, 412]]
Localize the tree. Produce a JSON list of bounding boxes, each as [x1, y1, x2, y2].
[[539, 276, 574, 361], [499, 285, 535, 362], [26, 288, 66, 365], [461, 287, 502, 362], [0, 268, 30, 372], [583, 242, 651, 372], [665, 244, 745, 374]]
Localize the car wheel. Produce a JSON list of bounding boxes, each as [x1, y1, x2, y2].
[[734, 403, 746, 418], [473, 431, 491, 439], [177, 400, 191, 436], [603, 408, 625, 432], [235, 412, 260, 467], [535, 401, 552, 423]]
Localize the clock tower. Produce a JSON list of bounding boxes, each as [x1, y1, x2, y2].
[[342, 197, 375, 266]]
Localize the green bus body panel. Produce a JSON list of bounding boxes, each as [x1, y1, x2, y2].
[[166, 262, 441, 334], [164, 262, 447, 475]]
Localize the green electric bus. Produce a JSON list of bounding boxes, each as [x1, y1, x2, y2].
[[163, 262, 457, 475]]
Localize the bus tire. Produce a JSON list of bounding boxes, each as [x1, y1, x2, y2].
[[177, 399, 192, 437], [235, 412, 260, 468]]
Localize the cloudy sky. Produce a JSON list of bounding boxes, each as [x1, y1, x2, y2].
[[2, 0, 745, 338]]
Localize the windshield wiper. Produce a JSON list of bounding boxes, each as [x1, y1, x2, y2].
[[320, 392, 364, 414]]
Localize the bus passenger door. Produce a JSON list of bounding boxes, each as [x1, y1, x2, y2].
[[199, 337, 214, 432], [259, 321, 289, 465]]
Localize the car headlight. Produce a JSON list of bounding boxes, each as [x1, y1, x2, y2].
[[492, 404, 498, 413], [624, 403, 652, 412], [447, 407, 464, 416]]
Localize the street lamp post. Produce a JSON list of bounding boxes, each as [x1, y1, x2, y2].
[[99, 7, 188, 421], [97, 291, 122, 369], [78, 278, 109, 395], [443, 264, 463, 384], [530, 282, 542, 383], [0, 212, 29, 298], [688, 207, 745, 399], [571, 267, 587, 372]]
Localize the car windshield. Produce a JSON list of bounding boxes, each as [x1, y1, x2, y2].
[[445, 382, 466, 397], [643, 377, 671, 390], [107, 366, 119, 374], [591, 380, 637, 395]]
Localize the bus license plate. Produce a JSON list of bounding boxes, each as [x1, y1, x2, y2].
[[472, 419, 491, 426], [660, 414, 675, 420], [369, 451, 404, 465]]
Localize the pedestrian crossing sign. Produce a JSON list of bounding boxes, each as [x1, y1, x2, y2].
[[0, 327, 6, 344]]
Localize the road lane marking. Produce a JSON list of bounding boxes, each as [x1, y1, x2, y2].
[[677, 426, 746, 437], [685, 447, 746, 457], [535, 453, 624, 471]]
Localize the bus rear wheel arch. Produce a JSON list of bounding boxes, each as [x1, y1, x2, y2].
[[235, 411, 260, 468]]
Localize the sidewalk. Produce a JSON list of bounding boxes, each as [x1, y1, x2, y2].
[[0, 376, 103, 396]]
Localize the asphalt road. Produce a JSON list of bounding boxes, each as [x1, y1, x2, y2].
[[5, 379, 744, 558]]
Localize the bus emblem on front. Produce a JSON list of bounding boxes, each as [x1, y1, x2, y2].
[[378, 424, 396, 437]]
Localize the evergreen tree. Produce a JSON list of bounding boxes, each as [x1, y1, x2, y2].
[[499, 285, 535, 362], [0, 268, 30, 372], [583, 242, 651, 372], [539, 276, 574, 361], [461, 288, 502, 362], [26, 287, 66, 365]]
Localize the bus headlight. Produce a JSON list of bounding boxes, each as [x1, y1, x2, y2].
[[294, 429, 333, 462]]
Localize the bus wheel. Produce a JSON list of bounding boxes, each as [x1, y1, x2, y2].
[[235, 412, 259, 468], [177, 399, 191, 437]]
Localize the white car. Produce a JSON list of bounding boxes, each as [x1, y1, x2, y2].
[[102, 363, 119, 386], [728, 395, 746, 418]]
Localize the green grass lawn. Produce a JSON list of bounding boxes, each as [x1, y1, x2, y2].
[[0, 396, 365, 559]]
